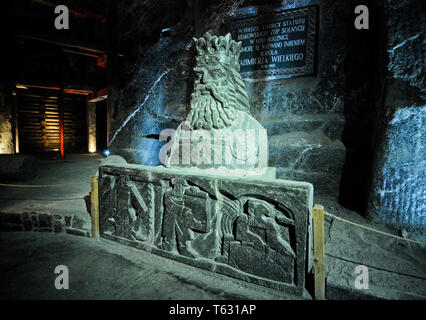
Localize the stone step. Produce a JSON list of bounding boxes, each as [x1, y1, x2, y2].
[[269, 131, 346, 176], [261, 114, 345, 140], [0, 211, 91, 236], [276, 168, 341, 197], [0, 155, 37, 181]]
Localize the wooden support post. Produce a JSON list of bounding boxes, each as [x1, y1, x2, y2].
[[58, 79, 65, 158], [13, 92, 19, 154], [90, 176, 100, 239], [313, 204, 325, 300], [87, 101, 96, 153]]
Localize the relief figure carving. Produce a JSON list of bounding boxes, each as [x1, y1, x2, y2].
[[160, 179, 212, 258], [235, 199, 295, 259], [108, 175, 149, 242]]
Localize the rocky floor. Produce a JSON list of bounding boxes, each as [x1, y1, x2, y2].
[[318, 197, 426, 299], [0, 153, 102, 234], [0, 232, 295, 300], [0, 153, 425, 299]]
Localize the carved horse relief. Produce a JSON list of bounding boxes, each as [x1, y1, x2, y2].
[[217, 194, 296, 283]]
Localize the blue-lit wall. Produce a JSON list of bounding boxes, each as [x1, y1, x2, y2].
[[367, 0, 425, 235], [369, 106, 425, 233], [107, 0, 425, 234], [107, 0, 352, 199]]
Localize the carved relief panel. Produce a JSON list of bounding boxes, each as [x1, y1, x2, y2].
[[99, 165, 313, 297]]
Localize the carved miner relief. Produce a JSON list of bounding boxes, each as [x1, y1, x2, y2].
[[160, 179, 217, 259], [101, 175, 154, 243]]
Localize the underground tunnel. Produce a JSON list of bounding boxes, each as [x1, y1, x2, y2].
[[0, 0, 425, 305]]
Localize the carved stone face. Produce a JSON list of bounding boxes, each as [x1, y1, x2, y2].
[[186, 61, 237, 130]]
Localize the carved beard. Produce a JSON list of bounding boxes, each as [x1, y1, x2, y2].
[[186, 83, 236, 130]]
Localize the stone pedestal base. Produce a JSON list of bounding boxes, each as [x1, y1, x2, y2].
[[99, 163, 313, 296]]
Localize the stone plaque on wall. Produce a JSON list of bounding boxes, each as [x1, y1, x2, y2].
[[229, 6, 317, 80], [99, 164, 313, 297]]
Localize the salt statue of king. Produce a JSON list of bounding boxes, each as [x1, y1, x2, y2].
[[164, 32, 269, 176]]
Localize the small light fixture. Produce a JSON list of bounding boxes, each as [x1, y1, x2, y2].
[[161, 27, 171, 36], [88, 139, 96, 153], [103, 149, 111, 157]]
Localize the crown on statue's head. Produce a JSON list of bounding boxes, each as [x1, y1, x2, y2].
[[193, 32, 242, 70]]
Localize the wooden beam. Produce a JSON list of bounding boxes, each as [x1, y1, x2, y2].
[[313, 204, 326, 300], [31, 0, 106, 22], [62, 48, 100, 59], [58, 80, 65, 158], [88, 88, 108, 103], [17, 34, 105, 55], [12, 93, 20, 154], [16, 59, 70, 70], [15, 83, 93, 95]]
